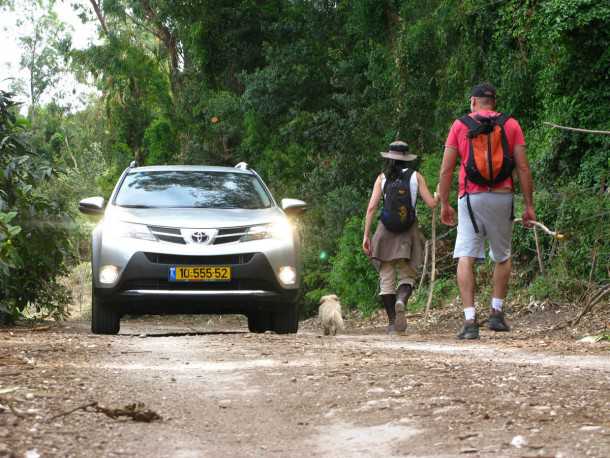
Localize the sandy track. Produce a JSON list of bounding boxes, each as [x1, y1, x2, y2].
[[2, 317, 610, 457]]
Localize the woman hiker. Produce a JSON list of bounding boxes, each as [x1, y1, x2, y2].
[[362, 141, 438, 333]]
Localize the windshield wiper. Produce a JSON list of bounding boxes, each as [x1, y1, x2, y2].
[[118, 204, 157, 208]]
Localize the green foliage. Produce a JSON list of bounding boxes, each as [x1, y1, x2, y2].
[[0, 91, 72, 318], [144, 118, 176, 165], [329, 216, 380, 316]]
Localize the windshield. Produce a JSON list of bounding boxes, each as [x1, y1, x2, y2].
[[114, 171, 273, 209]]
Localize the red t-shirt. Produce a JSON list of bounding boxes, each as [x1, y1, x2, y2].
[[445, 110, 526, 196]]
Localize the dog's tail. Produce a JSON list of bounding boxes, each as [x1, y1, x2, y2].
[[333, 311, 345, 331]]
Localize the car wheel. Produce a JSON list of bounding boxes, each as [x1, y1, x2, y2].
[[271, 301, 299, 334], [247, 310, 272, 333], [91, 291, 120, 335]]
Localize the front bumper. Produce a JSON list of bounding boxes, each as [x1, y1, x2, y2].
[[95, 251, 299, 315]]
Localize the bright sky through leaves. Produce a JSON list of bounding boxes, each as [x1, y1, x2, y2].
[[0, 0, 98, 111]]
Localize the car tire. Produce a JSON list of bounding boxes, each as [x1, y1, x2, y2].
[[247, 310, 272, 333], [91, 291, 120, 335], [271, 301, 299, 334]]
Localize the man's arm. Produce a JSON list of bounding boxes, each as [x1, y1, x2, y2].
[[438, 146, 458, 225], [513, 144, 536, 225]]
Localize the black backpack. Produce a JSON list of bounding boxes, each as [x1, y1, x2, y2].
[[380, 169, 416, 233]]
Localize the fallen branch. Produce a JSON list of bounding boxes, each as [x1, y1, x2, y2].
[[48, 401, 162, 423], [543, 122, 610, 135], [0, 397, 27, 419], [571, 284, 610, 326]]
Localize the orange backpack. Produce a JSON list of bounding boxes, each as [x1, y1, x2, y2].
[[458, 113, 515, 232], [458, 113, 514, 186]]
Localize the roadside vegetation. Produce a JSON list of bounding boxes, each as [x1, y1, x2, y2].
[[0, 0, 608, 322]]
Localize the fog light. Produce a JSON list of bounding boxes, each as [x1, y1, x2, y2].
[[99, 265, 120, 284], [278, 266, 297, 286]]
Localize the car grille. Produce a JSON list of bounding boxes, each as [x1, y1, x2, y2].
[[147, 225, 251, 245], [144, 252, 255, 265], [121, 279, 274, 291], [148, 226, 186, 244], [214, 226, 250, 244]]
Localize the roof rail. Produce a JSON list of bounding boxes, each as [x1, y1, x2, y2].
[[129, 160, 139, 168], [234, 162, 249, 170]]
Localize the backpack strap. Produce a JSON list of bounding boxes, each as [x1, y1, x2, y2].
[[402, 168, 415, 208], [495, 113, 511, 126], [465, 192, 479, 234], [458, 115, 480, 131]]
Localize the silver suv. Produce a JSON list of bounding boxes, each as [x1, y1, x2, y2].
[[79, 163, 306, 335]]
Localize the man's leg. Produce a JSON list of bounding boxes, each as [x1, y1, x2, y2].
[[489, 258, 511, 331], [492, 257, 511, 299], [454, 196, 485, 340], [456, 256, 479, 339], [485, 192, 515, 332], [457, 256, 476, 312]]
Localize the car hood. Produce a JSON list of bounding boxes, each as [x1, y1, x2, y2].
[[105, 206, 285, 228]]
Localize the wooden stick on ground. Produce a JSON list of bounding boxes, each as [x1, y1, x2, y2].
[[48, 401, 98, 422], [425, 197, 437, 317], [571, 284, 610, 326]]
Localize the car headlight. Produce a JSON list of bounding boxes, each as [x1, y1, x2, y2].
[[241, 219, 294, 242], [105, 220, 156, 241], [99, 265, 120, 284]]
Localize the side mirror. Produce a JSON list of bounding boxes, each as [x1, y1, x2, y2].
[[79, 196, 105, 215], [281, 198, 307, 216]]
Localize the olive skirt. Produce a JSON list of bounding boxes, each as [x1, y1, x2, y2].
[[370, 220, 425, 272]]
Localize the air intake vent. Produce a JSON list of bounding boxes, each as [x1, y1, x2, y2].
[[144, 253, 255, 265]]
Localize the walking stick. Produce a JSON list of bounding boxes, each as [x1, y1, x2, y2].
[[512, 219, 565, 240], [513, 218, 565, 275], [425, 192, 438, 317]]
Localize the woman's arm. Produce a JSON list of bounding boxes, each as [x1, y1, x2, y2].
[[416, 172, 438, 209], [362, 174, 383, 256]]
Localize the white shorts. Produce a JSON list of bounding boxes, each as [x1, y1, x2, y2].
[[453, 192, 513, 262]]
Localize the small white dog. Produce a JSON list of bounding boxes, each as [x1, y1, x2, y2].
[[318, 294, 345, 336]]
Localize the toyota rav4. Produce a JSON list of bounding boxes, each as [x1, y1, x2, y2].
[[78, 163, 306, 335]]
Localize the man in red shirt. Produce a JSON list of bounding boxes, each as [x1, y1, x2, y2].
[[438, 83, 536, 339]]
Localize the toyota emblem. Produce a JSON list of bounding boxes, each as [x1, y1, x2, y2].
[[191, 231, 208, 244]]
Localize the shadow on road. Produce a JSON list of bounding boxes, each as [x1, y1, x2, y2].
[[120, 331, 247, 338]]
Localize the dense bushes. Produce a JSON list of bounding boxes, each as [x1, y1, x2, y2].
[[0, 91, 73, 319]]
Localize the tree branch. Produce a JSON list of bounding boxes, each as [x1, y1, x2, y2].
[[544, 122, 610, 135], [88, 0, 109, 37]]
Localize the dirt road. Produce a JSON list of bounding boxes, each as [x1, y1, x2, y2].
[[2, 316, 610, 457]]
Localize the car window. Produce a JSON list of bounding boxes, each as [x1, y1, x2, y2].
[[114, 171, 273, 209]]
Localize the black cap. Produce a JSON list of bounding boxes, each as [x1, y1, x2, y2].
[[471, 83, 496, 98]]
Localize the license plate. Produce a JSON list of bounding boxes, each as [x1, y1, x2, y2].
[[169, 266, 231, 282]]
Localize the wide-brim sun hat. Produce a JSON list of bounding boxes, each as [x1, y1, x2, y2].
[[380, 140, 417, 161]]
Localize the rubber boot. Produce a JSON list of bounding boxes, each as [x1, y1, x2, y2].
[[394, 284, 412, 333], [381, 294, 396, 334]]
